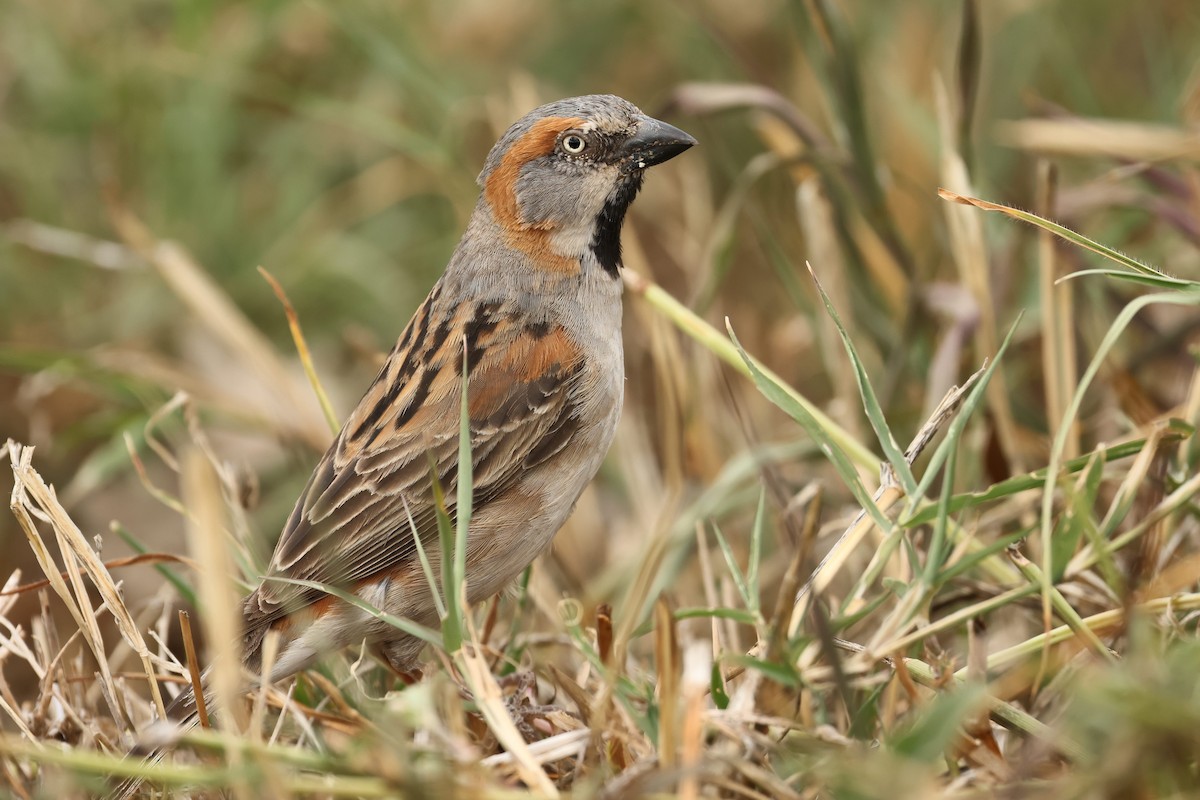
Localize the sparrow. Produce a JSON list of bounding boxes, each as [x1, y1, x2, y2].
[[212, 95, 694, 690], [111, 93, 692, 800]]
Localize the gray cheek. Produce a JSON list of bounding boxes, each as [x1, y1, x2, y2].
[[514, 162, 615, 227]]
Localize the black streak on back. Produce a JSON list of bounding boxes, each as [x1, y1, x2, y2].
[[461, 301, 503, 375], [394, 368, 438, 428]]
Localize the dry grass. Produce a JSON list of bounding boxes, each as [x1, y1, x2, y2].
[[6, 1, 1200, 797]]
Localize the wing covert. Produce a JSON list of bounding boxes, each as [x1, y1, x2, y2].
[[242, 293, 585, 630]]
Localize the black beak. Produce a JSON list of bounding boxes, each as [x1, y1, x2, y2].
[[622, 116, 697, 170]]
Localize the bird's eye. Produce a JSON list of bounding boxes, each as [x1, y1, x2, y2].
[[561, 133, 587, 154]]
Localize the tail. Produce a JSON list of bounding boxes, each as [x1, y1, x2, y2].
[[110, 616, 304, 796], [107, 682, 209, 799], [110, 632, 276, 799]]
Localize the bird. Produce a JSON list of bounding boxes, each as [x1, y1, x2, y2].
[[179, 94, 695, 711]]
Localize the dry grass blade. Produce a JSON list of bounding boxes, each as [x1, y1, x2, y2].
[[10, 5, 1200, 797], [762, 486, 819, 660], [937, 188, 1191, 285], [788, 485, 901, 635], [3, 218, 146, 270], [251, 631, 281, 744], [1128, 436, 1171, 591], [678, 641, 711, 800], [1099, 421, 1171, 539], [669, 82, 832, 151], [958, 590, 1200, 678], [1178, 350, 1200, 466], [789, 365, 986, 634], [180, 448, 247, 778], [456, 643, 558, 797], [997, 117, 1200, 161], [622, 269, 877, 471], [654, 598, 680, 772], [936, 77, 1023, 473], [7, 441, 167, 723], [479, 728, 589, 768], [0, 553, 196, 598], [1036, 160, 1081, 460], [596, 602, 614, 666], [798, 178, 864, 443], [0, 692, 36, 743], [105, 206, 330, 451], [0, 575, 40, 742], [177, 610, 209, 730], [257, 266, 340, 435]]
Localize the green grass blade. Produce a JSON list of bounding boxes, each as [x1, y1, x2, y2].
[[1040, 291, 1200, 655], [889, 682, 987, 762], [922, 442, 959, 586], [1009, 550, 1117, 664], [1053, 449, 1106, 583], [1059, 268, 1196, 290], [113, 522, 197, 608], [432, 470, 460, 653], [454, 343, 473, 629], [939, 189, 1198, 285], [727, 321, 890, 532], [936, 527, 1031, 584], [746, 487, 766, 613], [673, 607, 759, 625], [726, 653, 801, 688], [624, 271, 877, 470], [709, 520, 755, 615], [406, 498, 446, 621], [902, 422, 1192, 527], [910, 315, 1022, 506], [809, 262, 917, 495], [898, 657, 1087, 762], [265, 576, 442, 648]]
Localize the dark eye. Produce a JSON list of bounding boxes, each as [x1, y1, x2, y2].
[[561, 133, 587, 154]]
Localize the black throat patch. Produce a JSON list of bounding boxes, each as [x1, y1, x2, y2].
[[589, 171, 644, 278]]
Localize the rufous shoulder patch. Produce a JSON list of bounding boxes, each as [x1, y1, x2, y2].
[[468, 323, 582, 420]]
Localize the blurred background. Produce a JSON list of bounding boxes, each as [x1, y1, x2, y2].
[[3, 0, 1200, 720]]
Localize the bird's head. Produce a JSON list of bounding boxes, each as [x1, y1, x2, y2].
[[478, 94, 696, 277]]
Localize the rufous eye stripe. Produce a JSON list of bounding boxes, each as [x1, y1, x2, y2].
[[483, 116, 586, 275]]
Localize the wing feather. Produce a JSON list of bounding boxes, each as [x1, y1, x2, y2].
[[243, 289, 584, 632]]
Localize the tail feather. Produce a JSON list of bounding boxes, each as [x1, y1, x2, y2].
[[110, 617, 318, 796], [107, 681, 209, 799]]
